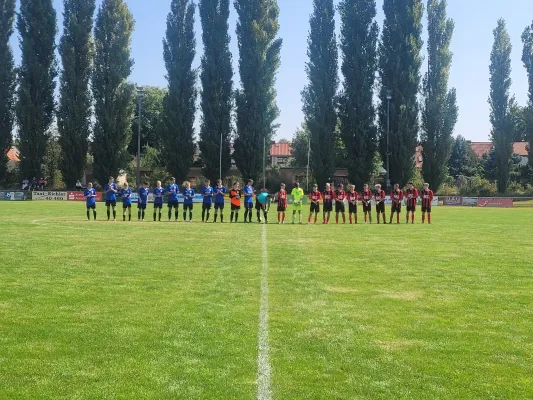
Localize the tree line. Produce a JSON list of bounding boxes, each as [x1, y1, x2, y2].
[[0, 0, 532, 194]]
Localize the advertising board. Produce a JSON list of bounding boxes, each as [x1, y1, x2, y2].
[[477, 198, 513, 208], [32, 191, 67, 201], [462, 197, 478, 206], [0, 191, 26, 201], [443, 196, 462, 206], [67, 191, 103, 201]]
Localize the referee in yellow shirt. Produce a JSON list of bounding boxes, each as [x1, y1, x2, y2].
[[291, 182, 305, 224]]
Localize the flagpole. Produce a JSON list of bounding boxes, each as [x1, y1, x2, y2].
[[307, 136, 311, 192], [263, 138, 266, 189]]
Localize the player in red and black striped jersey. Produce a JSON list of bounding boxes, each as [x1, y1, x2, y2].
[[275, 183, 288, 224], [361, 184, 373, 224], [334, 184, 347, 224], [420, 183, 434, 224], [307, 184, 321, 224], [347, 185, 358, 224], [389, 183, 404, 224], [373, 184, 386, 224], [323, 183, 334, 224], [404, 181, 418, 224]]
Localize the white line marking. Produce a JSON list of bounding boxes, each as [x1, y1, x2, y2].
[[257, 224, 272, 400]]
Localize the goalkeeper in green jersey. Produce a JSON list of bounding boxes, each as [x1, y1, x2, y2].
[[291, 182, 305, 224]]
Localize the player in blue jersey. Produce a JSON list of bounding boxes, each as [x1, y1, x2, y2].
[[84, 182, 97, 221], [182, 181, 195, 222], [213, 179, 227, 223], [104, 176, 118, 221], [201, 180, 214, 222], [137, 182, 149, 221], [120, 182, 132, 221], [166, 177, 179, 221], [153, 181, 165, 222], [243, 179, 254, 223]]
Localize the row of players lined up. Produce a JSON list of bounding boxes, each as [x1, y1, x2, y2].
[[83, 177, 435, 224]]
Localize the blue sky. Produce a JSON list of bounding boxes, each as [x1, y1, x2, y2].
[[10, 0, 533, 142]]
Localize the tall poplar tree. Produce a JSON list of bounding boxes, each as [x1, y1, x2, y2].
[[522, 21, 533, 169], [161, 0, 197, 182], [58, 0, 96, 188], [16, 0, 57, 179], [233, 0, 282, 182], [0, 0, 16, 184], [378, 0, 424, 186], [198, 0, 233, 184], [301, 0, 338, 189], [489, 19, 513, 193], [421, 0, 457, 191], [338, 0, 378, 187], [92, 0, 135, 185]]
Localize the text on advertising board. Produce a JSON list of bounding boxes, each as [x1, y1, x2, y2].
[[32, 191, 68, 201]]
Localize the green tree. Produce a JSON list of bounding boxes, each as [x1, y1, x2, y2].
[[57, 0, 95, 189], [161, 0, 197, 182], [233, 0, 282, 182], [128, 86, 166, 154], [291, 121, 347, 171], [301, 0, 338, 189], [448, 135, 477, 178], [290, 124, 310, 168], [198, 0, 233, 184], [338, 0, 379, 187], [16, 0, 58, 179], [378, 0, 424, 186], [0, 0, 16, 184], [489, 19, 514, 193], [92, 0, 135, 185], [421, 0, 457, 191], [522, 21, 533, 167], [43, 131, 64, 190]]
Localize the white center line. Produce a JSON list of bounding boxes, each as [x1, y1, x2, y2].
[[257, 224, 272, 400]]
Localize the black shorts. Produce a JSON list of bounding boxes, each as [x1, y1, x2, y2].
[[154, 203, 163, 209], [335, 202, 345, 213], [184, 203, 193, 211], [214, 203, 224, 210], [323, 203, 333, 212], [168, 201, 178, 208], [391, 203, 402, 213], [255, 201, 265, 210], [348, 203, 357, 214], [86, 204, 96, 210], [376, 202, 385, 213], [407, 205, 416, 212], [422, 206, 432, 213], [202, 203, 212, 210], [231, 204, 240, 211], [105, 200, 116, 207], [310, 203, 320, 213], [244, 202, 254, 209], [362, 203, 371, 213], [277, 205, 286, 212], [138, 203, 147, 210], [122, 203, 131, 209]]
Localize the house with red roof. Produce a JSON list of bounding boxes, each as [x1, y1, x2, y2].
[[468, 141, 529, 165], [270, 140, 293, 167]]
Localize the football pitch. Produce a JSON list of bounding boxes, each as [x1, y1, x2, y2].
[[0, 202, 532, 399]]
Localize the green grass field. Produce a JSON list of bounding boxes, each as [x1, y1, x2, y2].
[[1, 201, 532, 399]]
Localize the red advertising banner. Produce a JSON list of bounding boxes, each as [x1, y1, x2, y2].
[[443, 196, 462, 206], [477, 198, 513, 208], [67, 191, 103, 202]]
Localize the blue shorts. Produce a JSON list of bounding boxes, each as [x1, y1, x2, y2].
[[168, 200, 178, 207], [244, 202, 254, 209], [214, 202, 224, 210]]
